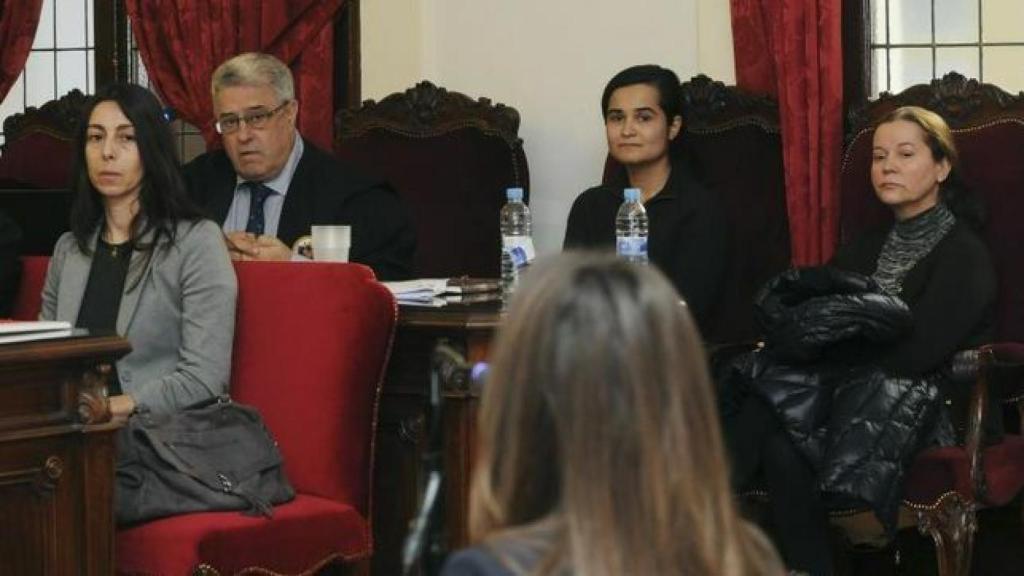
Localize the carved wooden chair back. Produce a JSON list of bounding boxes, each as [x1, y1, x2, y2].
[[0, 89, 85, 189], [605, 74, 790, 343], [335, 81, 529, 278]]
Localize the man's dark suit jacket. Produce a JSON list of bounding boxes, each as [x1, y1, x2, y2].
[[183, 140, 416, 281]]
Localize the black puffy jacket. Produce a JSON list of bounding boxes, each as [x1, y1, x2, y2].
[[734, 267, 947, 532]]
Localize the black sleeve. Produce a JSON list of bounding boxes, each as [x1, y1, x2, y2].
[[0, 210, 22, 317], [830, 226, 887, 276], [672, 186, 730, 327], [345, 181, 417, 281], [563, 193, 591, 250], [879, 234, 996, 375]]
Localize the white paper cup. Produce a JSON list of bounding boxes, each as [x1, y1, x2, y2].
[[311, 225, 351, 262]]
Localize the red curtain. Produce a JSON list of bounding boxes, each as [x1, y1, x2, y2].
[[124, 0, 345, 150], [0, 0, 44, 103], [730, 0, 843, 265]]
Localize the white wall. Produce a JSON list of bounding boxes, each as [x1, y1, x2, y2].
[[360, 0, 424, 98], [362, 0, 735, 256]]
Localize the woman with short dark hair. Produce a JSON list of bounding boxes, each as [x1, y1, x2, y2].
[[442, 253, 784, 576], [40, 83, 236, 418], [563, 65, 729, 331]]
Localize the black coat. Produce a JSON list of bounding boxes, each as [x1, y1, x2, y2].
[[184, 141, 416, 281], [733, 267, 947, 532]]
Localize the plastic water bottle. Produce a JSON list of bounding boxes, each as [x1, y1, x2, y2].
[[500, 187, 534, 298], [616, 187, 649, 264]]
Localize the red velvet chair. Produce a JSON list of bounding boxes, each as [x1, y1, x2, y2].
[[834, 72, 1024, 576], [335, 81, 530, 278], [603, 74, 790, 344], [112, 261, 396, 574], [10, 260, 397, 573], [8, 258, 397, 574]]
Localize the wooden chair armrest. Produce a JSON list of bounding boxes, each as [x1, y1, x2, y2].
[[963, 346, 991, 500], [989, 342, 1024, 405], [961, 342, 1024, 498]]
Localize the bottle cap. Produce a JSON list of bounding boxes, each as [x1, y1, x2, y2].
[[624, 188, 641, 202], [506, 187, 524, 202]]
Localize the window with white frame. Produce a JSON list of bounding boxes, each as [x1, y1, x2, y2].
[[870, 0, 1024, 97], [0, 1, 360, 162], [0, 0, 205, 161], [0, 0, 94, 147]]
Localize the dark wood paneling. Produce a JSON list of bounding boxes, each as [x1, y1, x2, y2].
[[0, 335, 129, 575]]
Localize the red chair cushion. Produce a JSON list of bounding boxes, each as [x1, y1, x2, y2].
[[11, 255, 49, 320], [116, 494, 369, 575], [903, 434, 1024, 507]]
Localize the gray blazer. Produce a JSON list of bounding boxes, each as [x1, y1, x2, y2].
[[41, 219, 237, 415]]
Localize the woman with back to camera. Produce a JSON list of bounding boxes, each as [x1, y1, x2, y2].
[[563, 64, 729, 332], [40, 83, 237, 418], [725, 106, 996, 574], [441, 252, 784, 576]]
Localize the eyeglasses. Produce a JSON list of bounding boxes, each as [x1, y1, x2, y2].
[[214, 101, 291, 135]]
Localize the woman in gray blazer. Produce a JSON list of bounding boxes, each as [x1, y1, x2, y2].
[[41, 83, 237, 417]]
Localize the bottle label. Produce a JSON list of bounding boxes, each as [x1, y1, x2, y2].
[[616, 236, 647, 258], [502, 236, 535, 268]]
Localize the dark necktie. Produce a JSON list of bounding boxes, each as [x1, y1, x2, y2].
[[245, 182, 273, 235]]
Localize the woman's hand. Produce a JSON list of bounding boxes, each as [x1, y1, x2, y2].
[[109, 394, 137, 418]]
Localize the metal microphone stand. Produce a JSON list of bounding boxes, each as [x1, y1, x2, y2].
[[401, 341, 469, 576]]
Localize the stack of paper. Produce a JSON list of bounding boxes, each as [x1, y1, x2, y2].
[[382, 278, 502, 307], [382, 279, 449, 306], [0, 321, 75, 344]]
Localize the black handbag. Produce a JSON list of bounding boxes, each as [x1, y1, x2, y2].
[[115, 395, 295, 526]]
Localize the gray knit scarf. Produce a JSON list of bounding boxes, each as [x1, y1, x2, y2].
[[872, 202, 956, 295]]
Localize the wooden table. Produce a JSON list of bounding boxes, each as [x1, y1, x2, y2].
[[372, 299, 502, 575], [0, 333, 130, 575]]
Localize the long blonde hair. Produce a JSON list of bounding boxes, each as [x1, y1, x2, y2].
[[469, 252, 783, 575]]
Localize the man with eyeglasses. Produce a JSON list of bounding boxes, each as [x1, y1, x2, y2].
[[183, 52, 415, 280]]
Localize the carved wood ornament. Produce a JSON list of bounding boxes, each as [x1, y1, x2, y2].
[[2, 89, 87, 145], [914, 492, 977, 576], [77, 363, 113, 425], [679, 74, 780, 134], [335, 80, 523, 147], [846, 72, 1024, 147]]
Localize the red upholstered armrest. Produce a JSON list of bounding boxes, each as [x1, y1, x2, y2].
[[12, 256, 49, 320], [229, 261, 397, 518]]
